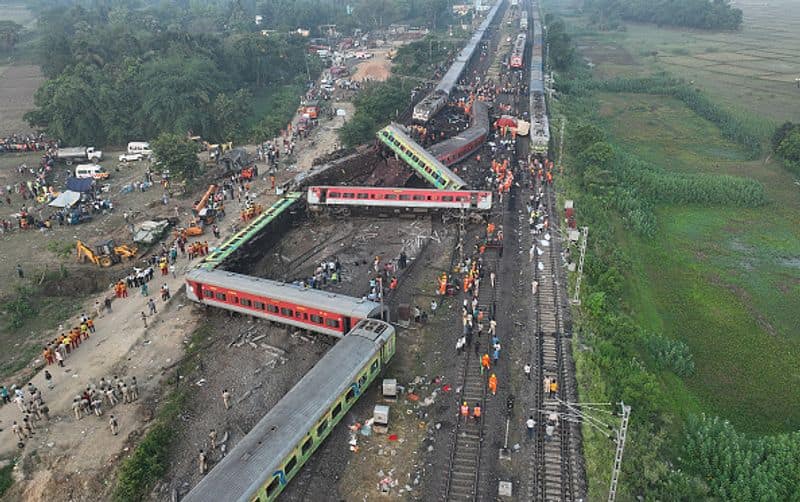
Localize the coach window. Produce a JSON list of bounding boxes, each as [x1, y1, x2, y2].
[[357, 193, 369, 199], [301, 436, 313, 456], [215, 292, 226, 301], [285, 455, 298, 474], [280, 307, 293, 317], [310, 314, 323, 324], [343, 193, 355, 199], [332, 401, 342, 418], [371, 360, 380, 374], [254, 301, 265, 310], [442, 196, 453, 202], [345, 386, 356, 403], [266, 476, 280, 498], [316, 419, 328, 437], [359, 373, 368, 386], [325, 318, 340, 328], [399, 194, 411, 201], [413, 195, 425, 201], [296, 311, 307, 320], [328, 192, 340, 198], [203, 290, 213, 298], [267, 304, 279, 313], [240, 298, 252, 307], [385, 194, 397, 200]]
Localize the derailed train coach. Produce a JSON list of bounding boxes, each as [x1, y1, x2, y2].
[[181, 319, 396, 502]]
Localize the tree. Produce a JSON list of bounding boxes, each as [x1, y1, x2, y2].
[[777, 130, 800, 166], [151, 133, 201, 181], [0, 21, 23, 53], [572, 123, 605, 153], [772, 122, 797, 151]]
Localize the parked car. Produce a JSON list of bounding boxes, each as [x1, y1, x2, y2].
[[119, 153, 144, 162]]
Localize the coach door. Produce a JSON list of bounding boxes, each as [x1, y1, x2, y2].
[[343, 317, 352, 334]]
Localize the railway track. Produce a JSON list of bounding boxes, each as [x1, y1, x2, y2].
[[528, 168, 581, 501]]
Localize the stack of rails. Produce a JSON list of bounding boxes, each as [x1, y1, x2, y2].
[[529, 5, 549, 155], [181, 319, 397, 502], [412, 0, 503, 123]]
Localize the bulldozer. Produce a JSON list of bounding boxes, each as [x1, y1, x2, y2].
[[76, 239, 138, 267]]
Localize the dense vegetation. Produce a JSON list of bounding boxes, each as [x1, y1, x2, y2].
[[544, 15, 575, 70], [23, 2, 323, 145], [772, 122, 800, 174], [257, 0, 454, 32], [549, 16, 800, 500], [338, 77, 415, 147], [392, 35, 462, 78], [584, 0, 743, 30]]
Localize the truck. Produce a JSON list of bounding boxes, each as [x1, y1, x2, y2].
[[56, 146, 103, 165]]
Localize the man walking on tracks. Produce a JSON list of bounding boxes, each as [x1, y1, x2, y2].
[[524, 363, 531, 380], [526, 416, 536, 441], [222, 389, 232, 410], [472, 403, 481, 422], [488, 373, 498, 396], [460, 401, 470, 423], [481, 353, 490, 375]]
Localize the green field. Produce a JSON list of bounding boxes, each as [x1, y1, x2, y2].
[[594, 88, 800, 434], [561, 0, 800, 127], [548, 0, 800, 437]]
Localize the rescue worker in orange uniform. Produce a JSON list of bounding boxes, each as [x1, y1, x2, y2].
[[438, 273, 448, 295], [460, 401, 470, 423], [481, 353, 491, 375], [472, 403, 481, 422], [488, 373, 498, 396]]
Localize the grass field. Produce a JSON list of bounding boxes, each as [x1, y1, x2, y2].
[[593, 90, 800, 434], [548, 0, 800, 436], [561, 0, 800, 127]]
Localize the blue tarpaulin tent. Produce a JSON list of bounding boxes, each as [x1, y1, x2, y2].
[[65, 177, 95, 193]]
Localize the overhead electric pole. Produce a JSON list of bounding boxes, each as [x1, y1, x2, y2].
[[608, 402, 631, 502], [572, 226, 588, 305]]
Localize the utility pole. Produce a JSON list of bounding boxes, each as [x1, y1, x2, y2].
[[558, 116, 566, 177], [534, 399, 631, 502], [571, 226, 588, 305], [608, 402, 631, 502]]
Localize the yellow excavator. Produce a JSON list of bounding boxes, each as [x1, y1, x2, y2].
[[76, 240, 138, 267]]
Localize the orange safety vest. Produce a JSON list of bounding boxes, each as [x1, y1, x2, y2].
[[488, 376, 498, 390], [481, 354, 490, 368], [473, 406, 481, 418], [460, 404, 469, 416]]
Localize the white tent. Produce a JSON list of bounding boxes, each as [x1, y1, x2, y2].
[[48, 190, 81, 208]]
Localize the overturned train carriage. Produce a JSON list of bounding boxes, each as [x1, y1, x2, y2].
[[181, 319, 396, 502]]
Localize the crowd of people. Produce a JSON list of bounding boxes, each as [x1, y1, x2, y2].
[[0, 133, 56, 154]]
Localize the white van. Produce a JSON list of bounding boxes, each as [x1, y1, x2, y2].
[[75, 164, 109, 180], [127, 141, 152, 157]]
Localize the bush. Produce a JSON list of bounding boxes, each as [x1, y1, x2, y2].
[[643, 332, 695, 376], [684, 414, 800, 501], [0, 463, 13, 497], [113, 392, 185, 501]]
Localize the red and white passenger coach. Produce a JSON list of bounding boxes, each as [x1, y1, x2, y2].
[[186, 268, 385, 337]]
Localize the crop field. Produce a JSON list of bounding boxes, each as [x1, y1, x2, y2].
[[568, 0, 800, 124], [594, 88, 800, 433]]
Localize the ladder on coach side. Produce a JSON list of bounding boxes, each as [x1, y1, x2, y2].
[[377, 123, 466, 190]]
